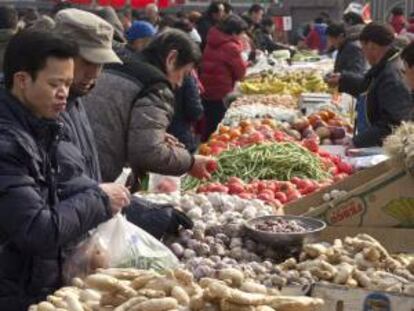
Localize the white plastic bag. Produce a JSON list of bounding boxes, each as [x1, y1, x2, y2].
[[63, 214, 179, 281]]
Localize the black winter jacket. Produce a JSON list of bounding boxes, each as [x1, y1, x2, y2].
[[253, 28, 288, 53], [334, 39, 366, 75], [60, 98, 102, 182], [339, 47, 413, 147], [168, 74, 203, 153], [0, 89, 111, 310]]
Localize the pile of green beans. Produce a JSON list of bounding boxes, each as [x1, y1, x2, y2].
[[183, 142, 330, 190]]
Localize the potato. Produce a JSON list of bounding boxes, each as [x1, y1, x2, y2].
[[131, 274, 157, 290], [208, 282, 268, 305], [240, 281, 267, 294], [267, 296, 324, 311], [137, 289, 166, 298], [37, 302, 56, 311], [353, 270, 371, 288], [47, 296, 67, 309], [171, 286, 190, 306], [174, 269, 194, 286], [333, 263, 354, 285], [219, 299, 255, 311], [189, 293, 205, 310], [113, 296, 147, 311], [128, 297, 178, 311], [100, 293, 128, 307], [79, 289, 101, 302], [65, 294, 84, 311], [144, 276, 178, 295], [218, 268, 244, 287]]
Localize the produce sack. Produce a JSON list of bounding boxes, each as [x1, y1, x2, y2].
[[63, 214, 179, 281]]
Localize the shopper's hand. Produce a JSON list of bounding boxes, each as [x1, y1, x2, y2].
[[324, 73, 341, 87], [99, 183, 131, 215], [165, 133, 185, 148], [189, 155, 217, 180]]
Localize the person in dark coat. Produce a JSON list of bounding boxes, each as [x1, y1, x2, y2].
[[197, 1, 226, 50], [326, 23, 413, 148], [168, 72, 204, 153], [326, 22, 367, 74], [402, 42, 414, 92], [200, 14, 248, 140], [0, 30, 124, 311], [254, 17, 292, 54], [0, 6, 18, 74], [83, 30, 214, 187]]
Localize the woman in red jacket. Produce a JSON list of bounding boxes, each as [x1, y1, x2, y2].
[[200, 14, 248, 141]]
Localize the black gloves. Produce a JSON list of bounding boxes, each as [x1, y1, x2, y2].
[[123, 196, 193, 240]]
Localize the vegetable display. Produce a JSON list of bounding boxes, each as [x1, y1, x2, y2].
[[186, 142, 330, 190], [240, 71, 329, 96], [30, 267, 324, 311], [231, 95, 298, 110], [275, 234, 414, 294]]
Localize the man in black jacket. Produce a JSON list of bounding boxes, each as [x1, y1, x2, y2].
[[0, 30, 126, 310], [197, 1, 226, 50], [326, 22, 366, 75], [326, 23, 412, 147]]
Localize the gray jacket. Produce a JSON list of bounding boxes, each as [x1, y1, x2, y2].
[[83, 60, 194, 182]]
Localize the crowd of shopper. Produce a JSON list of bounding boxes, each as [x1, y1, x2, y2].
[[0, 2, 413, 310]]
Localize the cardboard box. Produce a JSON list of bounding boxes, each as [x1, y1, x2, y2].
[[311, 283, 414, 311], [285, 159, 414, 228]]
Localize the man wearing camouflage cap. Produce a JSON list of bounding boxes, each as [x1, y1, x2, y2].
[[54, 9, 193, 240], [54, 9, 132, 217]]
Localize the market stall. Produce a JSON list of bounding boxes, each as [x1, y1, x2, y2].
[[30, 51, 414, 311]]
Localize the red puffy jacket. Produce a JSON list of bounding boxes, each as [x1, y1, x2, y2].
[[200, 27, 247, 101]]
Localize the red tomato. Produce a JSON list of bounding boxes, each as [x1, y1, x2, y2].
[[228, 183, 245, 194], [257, 192, 273, 202], [303, 138, 319, 153], [334, 173, 349, 183], [238, 192, 254, 200], [337, 161, 353, 174], [318, 150, 332, 158], [227, 177, 244, 184], [273, 131, 286, 142], [206, 160, 218, 173], [286, 189, 302, 202], [208, 184, 229, 193], [248, 131, 265, 144], [280, 181, 295, 192], [329, 165, 339, 175], [257, 181, 268, 192], [274, 191, 288, 204], [259, 189, 275, 199], [210, 146, 225, 156]]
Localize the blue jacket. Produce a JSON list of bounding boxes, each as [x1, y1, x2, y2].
[[0, 89, 111, 310], [168, 75, 203, 153]]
